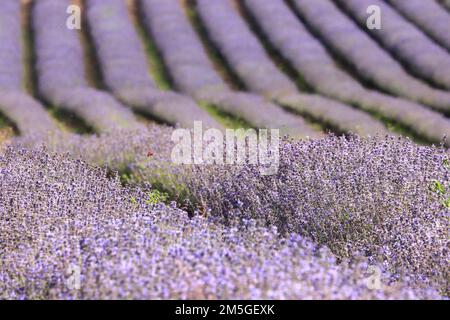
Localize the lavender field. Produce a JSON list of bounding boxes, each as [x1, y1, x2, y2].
[[0, 0, 449, 300]]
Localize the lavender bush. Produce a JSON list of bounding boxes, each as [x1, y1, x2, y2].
[[244, 0, 450, 146], [161, 135, 448, 294], [0, 146, 443, 299], [335, 0, 450, 90], [288, 0, 450, 113], [85, 0, 219, 129], [388, 0, 450, 52]]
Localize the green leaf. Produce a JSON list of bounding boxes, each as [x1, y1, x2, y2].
[[430, 180, 446, 194]]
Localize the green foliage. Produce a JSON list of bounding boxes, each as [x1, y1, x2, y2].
[[429, 159, 450, 209], [145, 190, 169, 205]]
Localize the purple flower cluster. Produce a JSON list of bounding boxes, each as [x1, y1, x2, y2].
[[85, 0, 220, 129], [335, 0, 450, 90], [166, 135, 448, 294], [32, 0, 141, 133], [244, 0, 450, 146], [289, 0, 450, 113], [388, 0, 450, 52], [0, 146, 442, 299]]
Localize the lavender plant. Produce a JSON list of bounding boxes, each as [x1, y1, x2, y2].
[[136, 135, 448, 294], [0, 146, 443, 299], [287, 0, 450, 113], [335, 0, 450, 90]]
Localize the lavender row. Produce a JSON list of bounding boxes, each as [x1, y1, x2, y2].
[[140, 0, 326, 138], [140, 0, 229, 99], [244, 0, 450, 146], [0, 0, 58, 137], [196, 0, 298, 100], [0, 0, 22, 91], [388, 0, 450, 52], [32, 0, 141, 133], [335, 0, 450, 90], [85, 0, 220, 129], [288, 0, 450, 113], [0, 145, 442, 299], [194, 0, 390, 136], [0, 91, 58, 137]]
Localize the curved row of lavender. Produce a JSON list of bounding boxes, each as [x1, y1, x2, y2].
[[335, 0, 450, 90], [243, 0, 450, 147], [84, 0, 219, 129], [388, 0, 450, 52], [0, 145, 443, 299], [288, 0, 450, 113], [0, 0, 57, 137], [139, 0, 387, 137], [0, 0, 22, 91], [139, 0, 322, 138], [32, 0, 141, 133]]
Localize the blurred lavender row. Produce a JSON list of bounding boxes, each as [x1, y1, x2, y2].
[[388, 0, 450, 52], [85, 0, 220, 129], [0, 0, 58, 137], [336, 0, 450, 90], [288, 0, 450, 113], [197, 0, 298, 100], [244, 0, 450, 146], [140, 0, 326, 138], [192, 1, 387, 135], [0, 92, 58, 137], [0, 0, 22, 91], [0, 146, 442, 299], [32, 0, 141, 133]]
